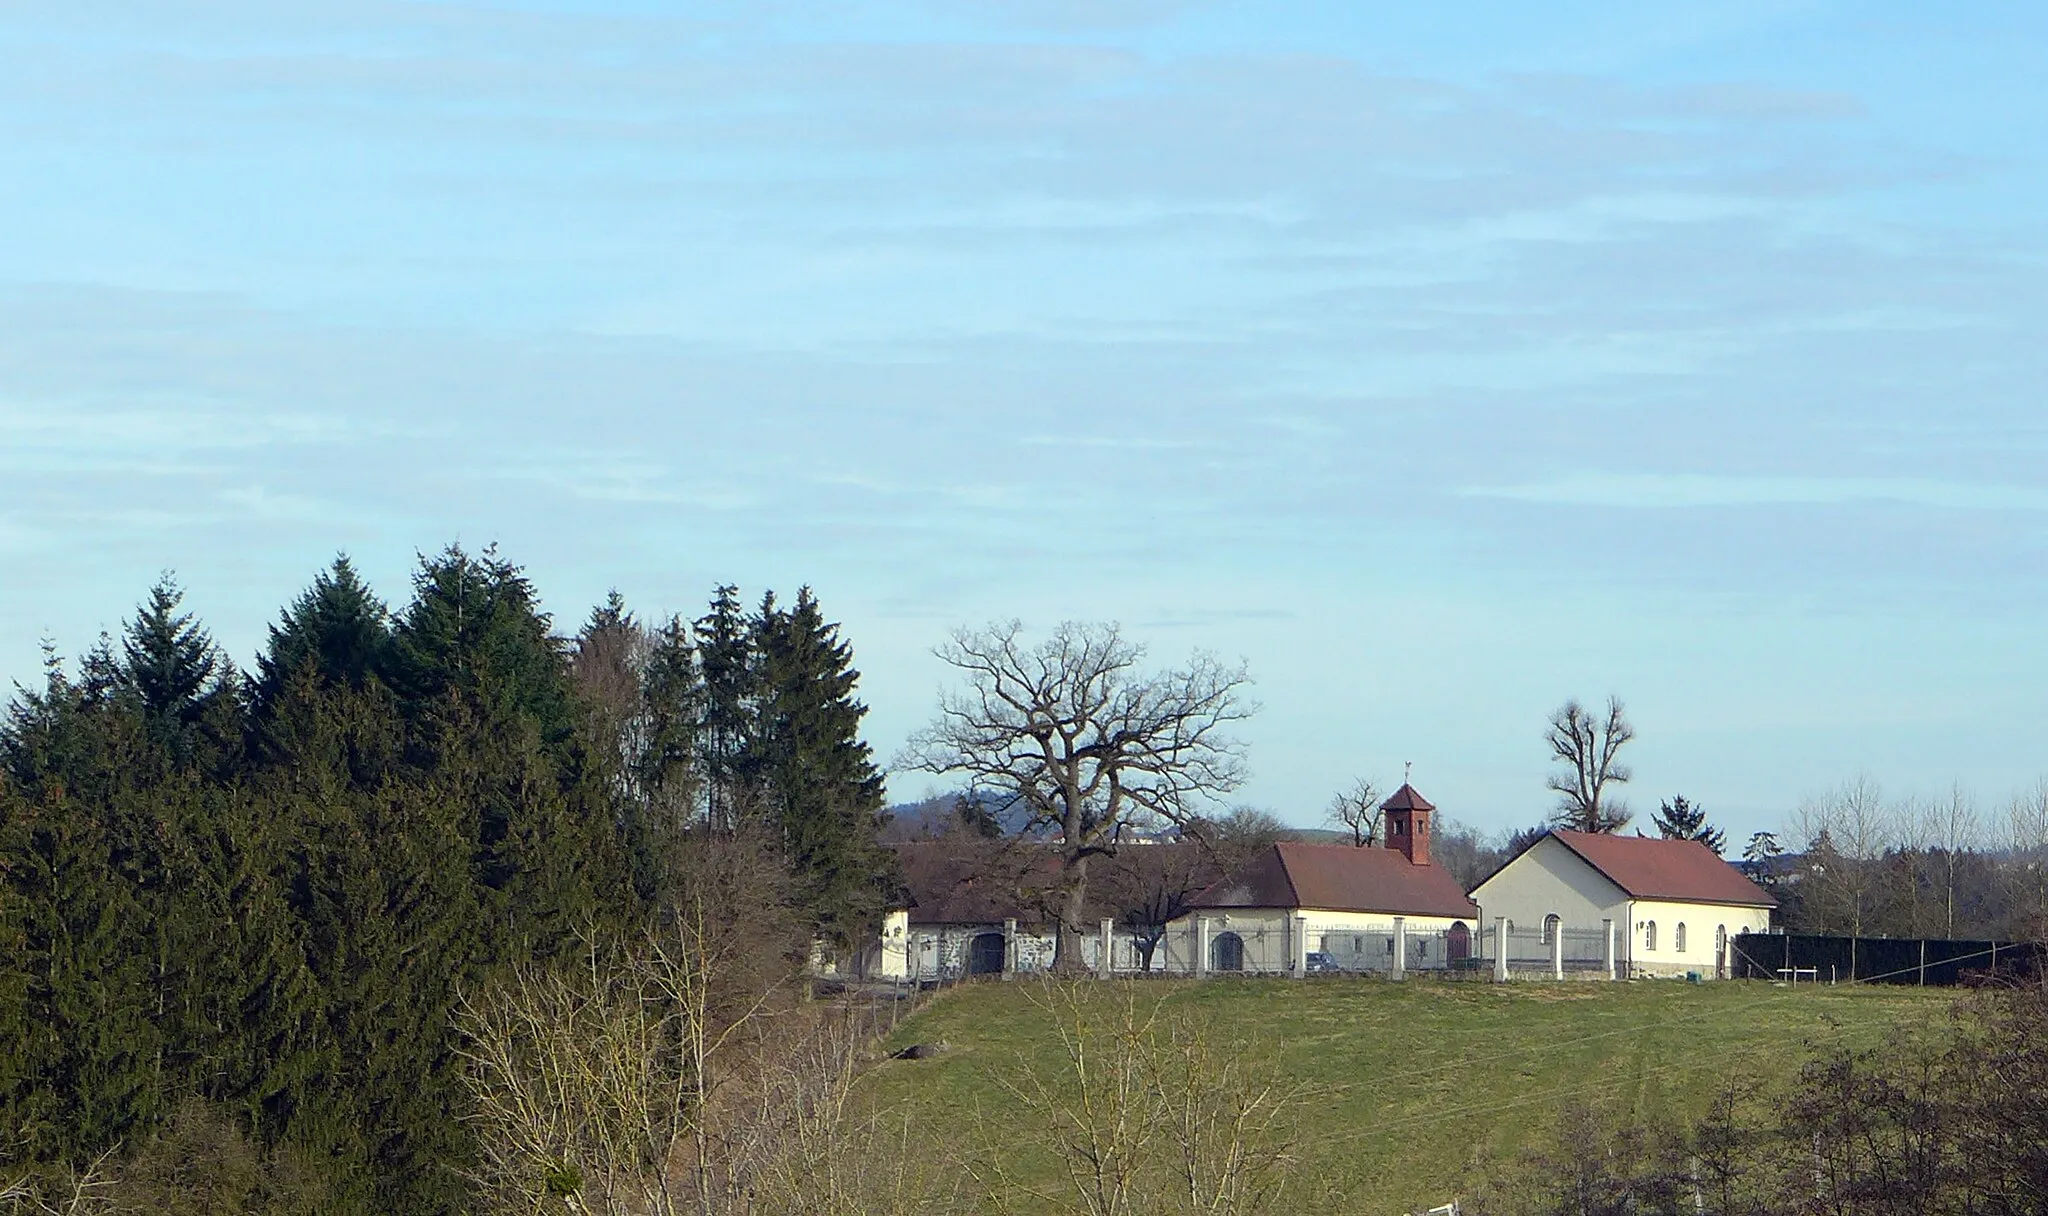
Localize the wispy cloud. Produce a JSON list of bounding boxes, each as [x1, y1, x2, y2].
[[1463, 474, 2048, 512]]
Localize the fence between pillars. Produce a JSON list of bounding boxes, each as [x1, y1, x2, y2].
[[893, 919, 1641, 984], [1474, 924, 1612, 977]]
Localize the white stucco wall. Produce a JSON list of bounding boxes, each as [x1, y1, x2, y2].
[[1625, 900, 1771, 976], [874, 909, 911, 978], [1159, 908, 1476, 974], [1469, 835, 1631, 948]]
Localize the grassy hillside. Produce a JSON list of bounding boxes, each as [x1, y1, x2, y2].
[[862, 976, 1949, 1215]]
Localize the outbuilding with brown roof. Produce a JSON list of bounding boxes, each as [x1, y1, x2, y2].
[[1170, 786, 1484, 975], [1469, 829, 1775, 979]]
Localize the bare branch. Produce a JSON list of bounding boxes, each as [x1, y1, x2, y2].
[[897, 622, 1256, 970]]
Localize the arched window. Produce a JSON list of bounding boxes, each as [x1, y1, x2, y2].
[[1675, 923, 1688, 953], [1542, 914, 1561, 946], [1644, 921, 1657, 952]]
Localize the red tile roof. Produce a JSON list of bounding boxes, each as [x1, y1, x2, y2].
[[1191, 841, 1479, 919], [1549, 830, 1777, 908], [892, 840, 1225, 927]]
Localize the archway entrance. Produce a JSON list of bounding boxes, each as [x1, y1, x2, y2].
[[968, 931, 1006, 976], [1447, 921, 1471, 964], [1211, 931, 1245, 973]]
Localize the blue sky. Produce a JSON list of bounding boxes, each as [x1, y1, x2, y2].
[[3, 1, 2045, 844]]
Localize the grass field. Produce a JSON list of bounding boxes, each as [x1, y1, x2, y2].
[[864, 976, 1952, 1214]]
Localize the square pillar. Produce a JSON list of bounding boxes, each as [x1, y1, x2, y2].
[[1550, 923, 1564, 980], [1602, 919, 1616, 981], [1196, 916, 1212, 979], [1099, 918, 1116, 978], [1003, 918, 1018, 980], [1391, 917, 1407, 980], [1492, 917, 1509, 983], [1292, 914, 1309, 978]]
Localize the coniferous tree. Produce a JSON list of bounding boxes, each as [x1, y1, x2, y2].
[[254, 555, 392, 714], [119, 576, 232, 768], [388, 545, 574, 749], [1743, 830, 1784, 885], [1652, 794, 1726, 854], [696, 584, 756, 831], [751, 588, 895, 945], [0, 659, 164, 1157]]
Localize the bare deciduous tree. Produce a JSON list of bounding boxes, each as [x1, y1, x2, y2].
[[975, 983, 1298, 1216], [1545, 697, 1635, 833], [1323, 779, 1381, 847], [456, 907, 953, 1216], [1927, 783, 1981, 941], [900, 622, 1254, 970], [1790, 775, 1894, 973], [2006, 779, 2048, 938]]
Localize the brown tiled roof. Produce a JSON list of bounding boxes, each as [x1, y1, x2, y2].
[[892, 840, 1224, 927], [1379, 783, 1436, 812], [1191, 842, 1479, 919], [1549, 830, 1778, 908]]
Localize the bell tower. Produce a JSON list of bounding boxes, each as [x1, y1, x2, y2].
[[1381, 782, 1435, 866]]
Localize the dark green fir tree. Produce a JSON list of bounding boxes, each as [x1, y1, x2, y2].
[[255, 555, 393, 711], [696, 585, 757, 831], [1653, 794, 1727, 855], [750, 588, 896, 946]]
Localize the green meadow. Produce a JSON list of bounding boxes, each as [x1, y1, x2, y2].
[[864, 977, 1950, 1214]]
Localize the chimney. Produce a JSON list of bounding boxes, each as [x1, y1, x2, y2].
[[1380, 783, 1436, 866]]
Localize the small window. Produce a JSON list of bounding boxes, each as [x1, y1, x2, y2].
[[1542, 914, 1561, 946], [1354, 935, 1364, 952], [1644, 921, 1657, 952], [1417, 940, 1428, 959], [1675, 923, 1688, 953]]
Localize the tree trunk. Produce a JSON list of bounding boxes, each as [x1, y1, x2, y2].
[[1053, 852, 1093, 972]]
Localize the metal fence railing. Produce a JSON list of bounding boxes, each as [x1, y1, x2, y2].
[[875, 919, 1680, 986]]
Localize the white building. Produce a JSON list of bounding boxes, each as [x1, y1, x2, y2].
[[1166, 785, 1482, 975], [1469, 830, 1776, 978]]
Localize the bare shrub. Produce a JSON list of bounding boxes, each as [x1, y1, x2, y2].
[[975, 981, 1298, 1216], [457, 905, 959, 1216]]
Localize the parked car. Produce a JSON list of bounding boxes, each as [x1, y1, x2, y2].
[[1304, 951, 1341, 974]]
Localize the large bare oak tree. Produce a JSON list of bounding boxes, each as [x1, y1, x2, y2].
[[900, 621, 1254, 970], [1545, 696, 1634, 833]]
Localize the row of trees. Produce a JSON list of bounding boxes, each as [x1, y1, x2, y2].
[[1765, 775, 2048, 942], [0, 550, 896, 1211]]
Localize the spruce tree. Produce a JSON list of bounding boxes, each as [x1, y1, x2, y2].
[[255, 555, 392, 712], [750, 588, 894, 945], [696, 585, 757, 831], [388, 545, 574, 749], [119, 576, 231, 766], [0, 660, 165, 1158], [1653, 794, 1726, 854]]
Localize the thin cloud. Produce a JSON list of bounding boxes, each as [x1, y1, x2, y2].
[[1463, 474, 2048, 512]]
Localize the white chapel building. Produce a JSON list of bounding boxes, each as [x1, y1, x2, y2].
[[1470, 829, 1776, 978]]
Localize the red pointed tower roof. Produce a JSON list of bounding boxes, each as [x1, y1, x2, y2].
[[1379, 783, 1436, 813]]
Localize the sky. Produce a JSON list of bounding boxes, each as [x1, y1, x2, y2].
[[2, 1, 2045, 846]]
